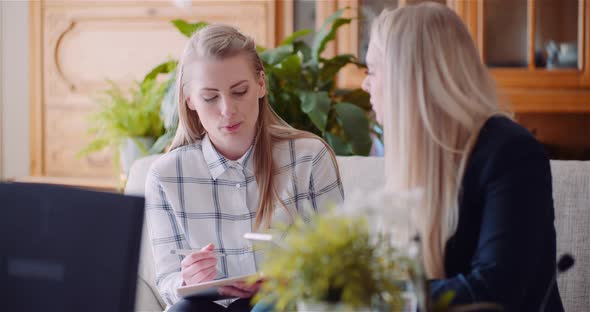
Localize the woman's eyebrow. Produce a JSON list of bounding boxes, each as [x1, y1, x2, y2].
[[199, 80, 248, 91], [230, 80, 248, 88]]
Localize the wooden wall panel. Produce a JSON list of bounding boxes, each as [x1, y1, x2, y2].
[[32, 0, 278, 185], [30, 1, 43, 176], [44, 108, 113, 177]]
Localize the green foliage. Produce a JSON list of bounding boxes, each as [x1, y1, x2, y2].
[[79, 20, 206, 159], [143, 60, 177, 84], [253, 213, 407, 311], [139, 12, 378, 156], [144, 20, 209, 153], [171, 19, 208, 38], [146, 9, 376, 155], [78, 78, 167, 159], [261, 8, 375, 155]]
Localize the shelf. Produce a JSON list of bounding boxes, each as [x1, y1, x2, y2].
[[503, 88, 590, 113]]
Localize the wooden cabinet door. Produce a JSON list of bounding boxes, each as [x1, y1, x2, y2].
[[31, 0, 277, 184], [329, 0, 590, 112]]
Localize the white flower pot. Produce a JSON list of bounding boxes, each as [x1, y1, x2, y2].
[[119, 137, 154, 174], [296, 301, 371, 312]]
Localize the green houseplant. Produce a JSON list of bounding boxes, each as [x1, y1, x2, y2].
[[78, 78, 167, 173], [143, 20, 209, 154], [147, 9, 379, 156], [259, 8, 376, 155]]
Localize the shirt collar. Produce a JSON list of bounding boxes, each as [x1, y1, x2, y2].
[[202, 134, 255, 180]]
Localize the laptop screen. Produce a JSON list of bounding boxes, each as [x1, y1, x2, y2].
[[0, 182, 144, 312]]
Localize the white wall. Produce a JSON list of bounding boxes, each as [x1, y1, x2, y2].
[[0, 1, 29, 179]]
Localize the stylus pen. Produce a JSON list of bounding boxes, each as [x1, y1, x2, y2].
[[243, 232, 287, 249], [170, 249, 227, 257]]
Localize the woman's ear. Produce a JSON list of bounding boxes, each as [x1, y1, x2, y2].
[[257, 71, 267, 99]]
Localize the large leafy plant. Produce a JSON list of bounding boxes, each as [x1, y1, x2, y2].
[[260, 8, 376, 155], [147, 10, 378, 156]]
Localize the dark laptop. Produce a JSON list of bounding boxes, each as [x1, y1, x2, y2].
[[0, 182, 144, 312]]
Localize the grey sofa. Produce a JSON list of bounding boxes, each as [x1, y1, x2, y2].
[[126, 156, 590, 311]]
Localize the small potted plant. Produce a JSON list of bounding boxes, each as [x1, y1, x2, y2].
[[78, 78, 167, 174], [252, 208, 410, 312]]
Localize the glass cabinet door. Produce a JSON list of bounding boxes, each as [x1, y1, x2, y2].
[[482, 0, 583, 71], [340, 0, 587, 91], [535, 0, 579, 69], [483, 0, 529, 67], [357, 0, 447, 64]]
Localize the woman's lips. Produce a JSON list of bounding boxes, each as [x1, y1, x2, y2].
[[223, 122, 242, 132]]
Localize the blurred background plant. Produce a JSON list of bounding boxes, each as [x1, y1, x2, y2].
[[80, 8, 381, 176], [259, 8, 378, 155], [78, 19, 206, 175], [145, 9, 380, 156], [78, 78, 167, 174]]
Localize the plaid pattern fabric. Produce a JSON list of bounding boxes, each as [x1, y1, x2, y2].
[[145, 134, 344, 306]]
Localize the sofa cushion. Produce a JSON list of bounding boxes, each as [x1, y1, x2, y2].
[[336, 156, 385, 194], [126, 155, 590, 312], [551, 160, 590, 311]]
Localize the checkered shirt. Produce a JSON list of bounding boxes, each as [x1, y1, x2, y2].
[[144, 134, 344, 306]]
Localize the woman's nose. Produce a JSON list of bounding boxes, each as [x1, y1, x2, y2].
[[219, 98, 237, 117]]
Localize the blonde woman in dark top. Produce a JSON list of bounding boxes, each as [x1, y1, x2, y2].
[[361, 3, 564, 311]]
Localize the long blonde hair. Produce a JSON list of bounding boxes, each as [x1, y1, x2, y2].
[[373, 3, 508, 278], [169, 24, 340, 229]]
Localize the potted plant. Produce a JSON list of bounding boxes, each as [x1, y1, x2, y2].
[[148, 10, 380, 156], [249, 190, 501, 312], [252, 211, 408, 312], [78, 78, 167, 174], [259, 8, 378, 156]]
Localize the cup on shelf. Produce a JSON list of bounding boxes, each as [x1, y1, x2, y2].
[[545, 40, 578, 69]]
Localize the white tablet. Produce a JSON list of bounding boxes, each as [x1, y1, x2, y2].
[[176, 273, 259, 298]]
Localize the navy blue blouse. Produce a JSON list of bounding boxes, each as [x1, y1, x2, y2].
[[430, 116, 564, 311]]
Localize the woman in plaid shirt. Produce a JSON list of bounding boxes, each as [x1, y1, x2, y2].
[[144, 24, 344, 312]]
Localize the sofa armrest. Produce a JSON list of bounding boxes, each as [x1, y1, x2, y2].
[[125, 154, 162, 197], [125, 154, 165, 311]]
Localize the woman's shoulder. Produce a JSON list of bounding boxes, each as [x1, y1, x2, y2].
[[273, 136, 330, 156], [469, 115, 549, 175], [478, 115, 544, 152], [149, 141, 204, 176]]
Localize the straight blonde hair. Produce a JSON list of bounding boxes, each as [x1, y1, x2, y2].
[[372, 3, 509, 278], [169, 24, 340, 229]]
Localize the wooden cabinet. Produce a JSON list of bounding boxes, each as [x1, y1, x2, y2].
[[320, 0, 589, 160], [29, 0, 282, 187], [463, 0, 590, 112], [327, 0, 590, 113], [28, 0, 590, 187]]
